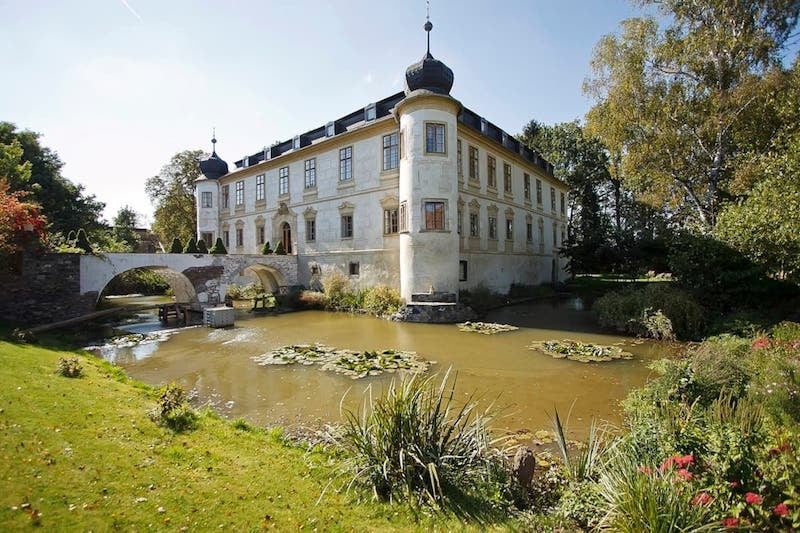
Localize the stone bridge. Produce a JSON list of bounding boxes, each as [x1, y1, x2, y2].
[[0, 252, 298, 326], [80, 253, 298, 305]]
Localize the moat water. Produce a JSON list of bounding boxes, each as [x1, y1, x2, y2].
[[89, 297, 679, 434]]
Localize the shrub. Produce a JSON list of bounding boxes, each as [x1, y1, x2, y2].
[[337, 370, 508, 506], [226, 283, 264, 300], [55, 356, 83, 378], [297, 290, 328, 309], [593, 284, 705, 340], [183, 237, 198, 253], [459, 284, 504, 316], [362, 286, 403, 316], [209, 237, 227, 255], [196, 239, 208, 254], [149, 383, 197, 432], [274, 241, 286, 255], [169, 237, 182, 253], [507, 283, 555, 299], [261, 241, 272, 254]]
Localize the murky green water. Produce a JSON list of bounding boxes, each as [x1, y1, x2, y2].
[[91, 298, 677, 434]]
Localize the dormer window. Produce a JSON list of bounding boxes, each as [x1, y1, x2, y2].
[[480, 118, 488, 135], [243, 156, 250, 168], [293, 136, 301, 150], [326, 122, 335, 137], [365, 103, 377, 121]]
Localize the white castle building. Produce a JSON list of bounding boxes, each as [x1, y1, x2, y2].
[[196, 21, 568, 303]]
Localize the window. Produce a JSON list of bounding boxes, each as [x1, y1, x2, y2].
[[424, 201, 445, 230], [550, 187, 556, 212], [201, 232, 213, 246], [425, 123, 446, 153], [383, 208, 398, 234], [457, 140, 463, 178], [365, 102, 376, 121], [304, 158, 316, 189], [222, 230, 229, 248], [488, 216, 497, 240], [526, 223, 533, 242], [457, 208, 462, 235], [349, 262, 360, 276], [305, 219, 316, 242], [341, 214, 353, 238], [504, 163, 512, 193], [506, 218, 513, 240], [399, 201, 408, 232], [536, 179, 542, 205], [339, 146, 353, 180], [560, 191, 565, 214], [538, 221, 544, 252], [255, 174, 265, 201], [459, 260, 468, 281], [487, 155, 497, 188], [201, 191, 212, 208], [235, 181, 244, 206], [222, 185, 230, 208], [278, 167, 289, 196], [469, 146, 479, 181], [552, 224, 557, 246], [257, 225, 265, 245], [383, 133, 398, 171], [561, 227, 566, 246], [524, 173, 531, 200], [236, 228, 243, 247], [469, 213, 479, 237]]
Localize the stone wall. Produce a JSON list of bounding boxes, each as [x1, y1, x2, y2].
[[0, 253, 95, 326]]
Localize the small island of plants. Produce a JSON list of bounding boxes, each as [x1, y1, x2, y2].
[[252, 344, 432, 379], [528, 339, 634, 363], [457, 321, 519, 334]]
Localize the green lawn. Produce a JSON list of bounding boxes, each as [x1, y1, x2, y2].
[[0, 338, 507, 531]]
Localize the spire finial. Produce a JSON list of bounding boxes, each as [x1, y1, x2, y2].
[[211, 128, 217, 155], [424, 0, 433, 57]]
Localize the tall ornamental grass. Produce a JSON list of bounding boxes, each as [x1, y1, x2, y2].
[[337, 370, 508, 507]]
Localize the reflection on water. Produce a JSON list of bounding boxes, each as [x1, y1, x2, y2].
[[89, 298, 677, 434]]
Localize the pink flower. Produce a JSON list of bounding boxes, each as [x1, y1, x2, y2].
[[745, 492, 763, 505], [660, 454, 694, 472], [675, 468, 693, 481], [692, 492, 713, 506], [722, 517, 739, 528], [752, 337, 771, 349], [729, 480, 740, 488], [774, 503, 789, 517]]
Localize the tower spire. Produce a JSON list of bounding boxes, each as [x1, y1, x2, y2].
[[424, 0, 433, 58], [211, 127, 217, 155]]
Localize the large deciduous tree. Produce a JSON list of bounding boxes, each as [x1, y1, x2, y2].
[[111, 205, 141, 252], [0, 122, 105, 237], [585, 0, 800, 228], [145, 150, 203, 245]]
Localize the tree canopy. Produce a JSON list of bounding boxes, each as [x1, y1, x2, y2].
[[585, 0, 800, 228], [145, 150, 203, 245]]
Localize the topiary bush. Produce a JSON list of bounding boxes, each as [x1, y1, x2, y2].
[[592, 284, 705, 340], [196, 239, 208, 254], [183, 237, 198, 253], [261, 241, 273, 254], [169, 237, 183, 253], [74, 228, 93, 254], [274, 241, 286, 255], [209, 237, 227, 255]]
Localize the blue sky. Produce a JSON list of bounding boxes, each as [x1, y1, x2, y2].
[[1, 0, 639, 227]]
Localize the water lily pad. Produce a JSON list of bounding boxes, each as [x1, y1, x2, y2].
[[457, 321, 519, 334], [528, 339, 634, 363], [252, 344, 432, 379]]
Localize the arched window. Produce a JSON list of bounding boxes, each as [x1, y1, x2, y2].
[[281, 222, 292, 254]]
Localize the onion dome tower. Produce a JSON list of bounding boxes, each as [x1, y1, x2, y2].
[[196, 131, 226, 246], [395, 12, 462, 304]]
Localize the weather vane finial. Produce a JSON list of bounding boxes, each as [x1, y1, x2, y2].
[[424, 0, 433, 57], [211, 127, 217, 154]]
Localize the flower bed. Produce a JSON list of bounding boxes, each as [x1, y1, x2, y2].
[[252, 344, 432, 379], [457, 321, 519, 334], [528, 339, 634, 363]]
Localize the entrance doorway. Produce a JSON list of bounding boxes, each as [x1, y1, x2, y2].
[[281, 222, 292, 254]]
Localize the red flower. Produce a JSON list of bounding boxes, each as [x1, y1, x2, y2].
[[745, 492, 763, 505], [729, 480, 740, 488], [660, 454, 694, 472], [774, 503, 790, 517], [676, 468, 693, 481], [752, 337, 771, 349], [722, 517, 739, 528], [692, 492, 713, 506]]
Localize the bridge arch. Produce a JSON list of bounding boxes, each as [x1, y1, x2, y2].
[[240, 263, 287, 293], [96, 266, 197, 304]]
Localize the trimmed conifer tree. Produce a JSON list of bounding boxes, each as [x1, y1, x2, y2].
[[74, 228, 93, 254], [261, 241, 272, 254], [183, 237, 198, 253], [196, 239, 208, 254], [210, 237, 227, 255], [169, 237, 183, 253], [274, 241, 286, 255]]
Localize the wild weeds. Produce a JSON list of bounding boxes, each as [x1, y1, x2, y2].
[[55, 356, 83, 378], [149, 383, 197, 432], [336, 370, 508, 508]]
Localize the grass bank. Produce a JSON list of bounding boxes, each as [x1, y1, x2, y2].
[[0, 337, 504, 531]]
